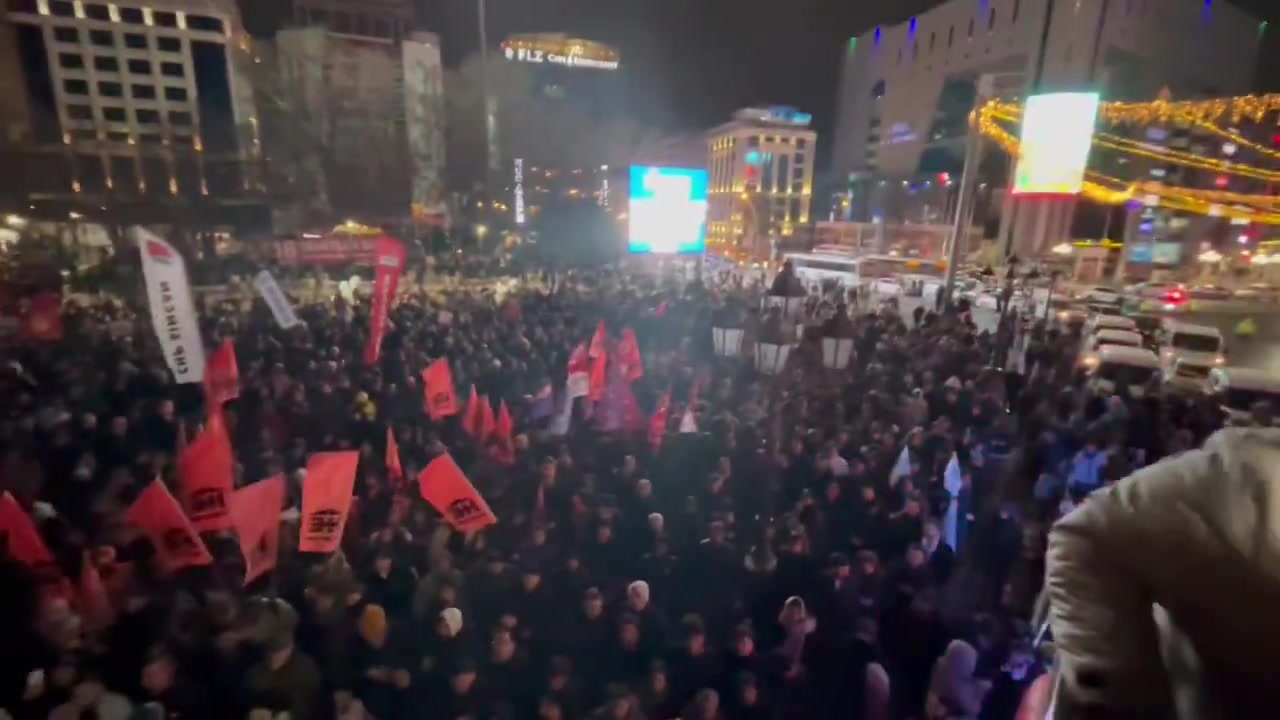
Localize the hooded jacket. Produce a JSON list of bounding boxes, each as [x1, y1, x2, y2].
[[1046, 428, 1280, 715]]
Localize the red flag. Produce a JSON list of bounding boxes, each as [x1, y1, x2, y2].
[[616, 327, 644, 382], [23, 292, 63, 341], [588, 320, 607, 357], [621, 384, 646, 433], [566, 343, 590, 398], [385, 427, 404, 489], [203, 339, 240, 406], [229, 474, 285, 586], [492, 401, 516, 465], [298, 451, 359, 553], [177, 409, 235, 533], [78, 551, 113, 633], [422, 359, 459, 419], [418, 454, 497, 532], [649, 388, 672, 451], [588, 354, 607, 402], [0, 491, 53, 568], [462, 385, 482, 438], [363, 236, 406, 366], [125, 481, 213, 573], [479, 397, 496, 442]]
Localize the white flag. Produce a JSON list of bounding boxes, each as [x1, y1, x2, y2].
[[943, 452, 963, 551], [678, 408, 698, 434], [549, 387, 573, 436], [137, 230, 205, 383], [253, 270, 300, 329], [889, 445, 912, 487]]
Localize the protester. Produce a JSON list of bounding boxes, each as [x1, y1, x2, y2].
[[0, 244, 1240, 720]]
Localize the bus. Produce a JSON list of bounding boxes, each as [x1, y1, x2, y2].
[[782, 249, 946, 292]]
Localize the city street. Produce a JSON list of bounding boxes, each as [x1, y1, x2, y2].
[[889, 298, 1280, 375]]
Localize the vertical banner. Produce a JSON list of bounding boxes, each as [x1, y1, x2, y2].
[[203, 339, 240, 406], [299, 451, 359, 553], [125, 481, 213, 573], [137, 230, 206, 383], [418, 454, 497, 532], [422, 358, 459, 419], [253, 270, 300, 329], [229, 474, 285, 586], [363, 236, 406, 366], [177, 410, 235, 532]]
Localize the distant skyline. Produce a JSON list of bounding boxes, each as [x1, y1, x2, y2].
[[246, 0, 1280, 157]]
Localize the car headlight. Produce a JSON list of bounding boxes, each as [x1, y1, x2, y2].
[[1056, 311, 1068, 320], [1082, 356, 1099, 368], [1215, 356, 1226, 365]]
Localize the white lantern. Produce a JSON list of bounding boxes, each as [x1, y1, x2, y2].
[[821, 336, 855, 369], [754, 340, 793, 375], [712, 326, 745, 357], [763, 294, 805, 321]]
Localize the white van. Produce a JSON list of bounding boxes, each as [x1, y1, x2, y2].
[[1085, 346, 1161, 397], [1080, 329, 1145, 367], [1206, 368, 1280, 424], [1157, 320, 1225, 374], [1164, 357, 1214, 392], [1083, 314, 1137, 336]]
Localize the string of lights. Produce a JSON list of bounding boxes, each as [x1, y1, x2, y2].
[[972, 103, 1280, 225]]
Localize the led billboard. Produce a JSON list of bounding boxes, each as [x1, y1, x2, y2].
[[628, 166, 708, 254], [1013, 92, 1100, 195]]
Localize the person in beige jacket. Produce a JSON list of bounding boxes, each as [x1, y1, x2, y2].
[[1045, 427, 1280, 718]]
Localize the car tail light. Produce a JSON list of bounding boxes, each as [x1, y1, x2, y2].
[[1166, 289, 1186, 303]]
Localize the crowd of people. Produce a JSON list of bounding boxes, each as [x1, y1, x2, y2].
[[0, 252, 1245, 720]]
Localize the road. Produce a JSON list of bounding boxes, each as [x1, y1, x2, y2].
[[889, 297, 1280, 376]]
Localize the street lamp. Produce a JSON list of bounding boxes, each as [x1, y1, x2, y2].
[[711, 303, 746, 358], [475, 224, 489, 240], [753, 309, 795, 375], [819, 304, 856, 370]]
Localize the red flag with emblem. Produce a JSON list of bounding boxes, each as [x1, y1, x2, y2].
[[125, 480, 213, 573], [422, 358, 459, 419], [176, 408, 235, 533], [418, 454, 497, 532], [229, 474, 285, 585], [299, 451, 359, 554]]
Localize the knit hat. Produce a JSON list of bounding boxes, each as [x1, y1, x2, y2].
[[439, 607, 464, 637], [359, 605, 389, 648]]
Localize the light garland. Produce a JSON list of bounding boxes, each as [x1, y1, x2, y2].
[[974, 99, 1280, 224]]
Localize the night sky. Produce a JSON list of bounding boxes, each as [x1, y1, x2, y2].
[[422, 0, 1278, 152]]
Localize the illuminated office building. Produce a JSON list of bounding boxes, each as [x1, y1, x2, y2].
[[706, 107, 816, 256], [831, 0, 1263, 244], [1, 0, 265, 222]]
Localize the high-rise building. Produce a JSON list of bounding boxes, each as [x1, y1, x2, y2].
[[831, 0, 1264, 249], [253, 10, 445, 228], [1, 0, 266, 224], [499, 34, 625, 124], [706, 107, 816, 258]]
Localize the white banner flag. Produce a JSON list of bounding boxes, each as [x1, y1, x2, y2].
[[137, 230, 205, 383], [253, 270, 300, 329]]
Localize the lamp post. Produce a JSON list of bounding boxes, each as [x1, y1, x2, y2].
[[711, 303, 747, 358], [754, 308, 795, 375], [819, 303, 856, 370]]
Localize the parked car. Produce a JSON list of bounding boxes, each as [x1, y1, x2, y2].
[[1188, 284, 1235, 301], [1080, 286, 1122, 304], [1126, 281, 1185, 299], [1233, 283, 1279, 303]]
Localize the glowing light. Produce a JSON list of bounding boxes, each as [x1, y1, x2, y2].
[[1012, 92, 1100, 195]]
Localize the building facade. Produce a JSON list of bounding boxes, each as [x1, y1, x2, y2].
[[1, 0, 266, 226], [832, 0, 1263, 245], [499, 34, 625, 125], [254, 18, 445, 229], [706, 107, 816, 258]]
